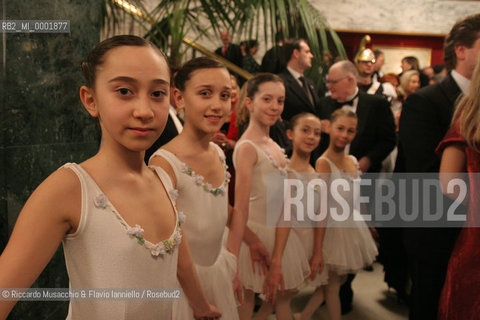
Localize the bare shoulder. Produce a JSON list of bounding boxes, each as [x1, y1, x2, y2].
[[149, 151, 177, 188], [315, 158, 331, 173], [25, 166, 81, 230], [0, 167, 80, 302], [235, 140, 258, 165]]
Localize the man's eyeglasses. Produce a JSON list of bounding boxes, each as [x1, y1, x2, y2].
[[326, 76, 349, 85]]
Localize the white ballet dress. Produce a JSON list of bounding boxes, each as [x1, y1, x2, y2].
[[289, 170, 329, 288], [320, 156, 378, 275], [233, 140, 310, 293], [150, 143, 239, 320], [62, 163, 182, 320]]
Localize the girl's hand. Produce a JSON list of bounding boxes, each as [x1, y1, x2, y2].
[[249, 240, 271, 275], [309, 253, 324, 280], [211, 132, 227, 146], [232, 271, 244, 304], [263, 262, 285, 305], [193, 304, 222, 320], [358, 156, 371, 173]]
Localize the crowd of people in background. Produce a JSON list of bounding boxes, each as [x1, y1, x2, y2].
[[1, 10, 480, 320]]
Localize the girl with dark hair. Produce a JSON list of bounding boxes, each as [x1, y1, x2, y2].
[[149, 56, 239, 319], [0, 36, 220, 320], [229, 73, 310, 320]]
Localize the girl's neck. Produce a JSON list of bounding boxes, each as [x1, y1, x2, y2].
[[289, 150, 313, 172], [245, 118, 271, 141], [324, 146, 347, 163], [178, 124, 212, 151], [96, 142, 147, 175]]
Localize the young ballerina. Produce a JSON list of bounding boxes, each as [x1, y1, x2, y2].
[[149, 57, 239, 320], [296, 109, 378, 320], [0, 35, 220, 320], [286, 112, 329, 287], [229, 73, 310, 320]]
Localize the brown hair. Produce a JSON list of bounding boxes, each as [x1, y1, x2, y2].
[[283, 38, 306, 62], [235, 83, 249, 127], [444, 13, 480, 71], [330, 109, 358, 124], [287, 112, 321, 130], [81, 35, 168, 88], [174, 57, 227, 91], [401, 56, 420, 71]]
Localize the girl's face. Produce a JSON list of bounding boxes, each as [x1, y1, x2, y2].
[[406, 74, 420, 94], [288, 115, 322, 154], [81, 45, 170, 153], [329, 115, 357, 150], [247, 81, 285, 127], [176, 68, 232, 134]]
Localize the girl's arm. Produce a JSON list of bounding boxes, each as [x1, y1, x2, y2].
[[0, 168, 79, 319], [227, 204, 270, 274], [149, 155, 220, 318], [227, 142, 257, 258], [310, 224, 325, 280], [176, 229, 221, 319], [263, 227, 290, 305], [309, 158, 332, 280], [439, 144, 468, 204]]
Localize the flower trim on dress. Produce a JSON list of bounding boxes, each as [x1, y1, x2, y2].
[[264, 148, 289, 175], [180, 154, 230, 196], [169, 189, 179, 201], [94, 194, 108, 209], [93, 192, 182, 257]]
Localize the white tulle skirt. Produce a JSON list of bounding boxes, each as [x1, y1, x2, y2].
[[322, 214, 378, 275], [293, 228, 329, 288], [238, 220, 311, 293], [172, 247, 239, 320]]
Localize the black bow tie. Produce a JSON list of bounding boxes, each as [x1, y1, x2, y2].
[[334, 95, 357, 109]]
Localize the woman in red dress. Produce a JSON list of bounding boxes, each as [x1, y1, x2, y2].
[[437, 54, 480, 320]]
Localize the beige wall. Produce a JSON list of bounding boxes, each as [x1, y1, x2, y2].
[[311, 0, 480, 35]]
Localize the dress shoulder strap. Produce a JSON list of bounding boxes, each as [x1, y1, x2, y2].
[[211, 142, 226, 160], [149, 149, 181, 186], [61, 163, 90, 238], [232, 139, 262, 168], [348, 155, 361, 172], [318, 156, 338, 173]]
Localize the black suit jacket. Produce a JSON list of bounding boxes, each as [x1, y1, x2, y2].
[[279, 69, 322, 121], [397, 72, 463, 257], [397, 72, 461, 173], [215, 44, 243, 68], [319, 91, 396, 172], [144, 114, 180, 163]]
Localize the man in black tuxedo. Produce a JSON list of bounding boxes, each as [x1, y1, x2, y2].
[[320, 60, 396, 173], [397, 13, 480, 320], [320, 60, 396, 313], [279, 38, 324, 163], [214, 30, 243, 69]]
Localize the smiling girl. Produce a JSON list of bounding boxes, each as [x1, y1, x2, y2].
[[0, 36, 220, 320], [149, 57, 239, 320], [297, 109, 377, 320], [229, 73, 310, 320]]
